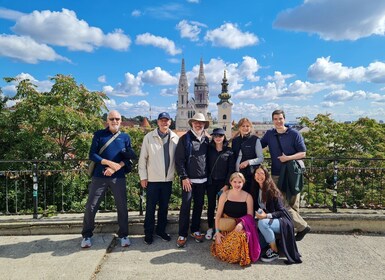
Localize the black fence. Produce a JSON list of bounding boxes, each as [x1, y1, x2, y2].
[[1, 158, 384, 218]]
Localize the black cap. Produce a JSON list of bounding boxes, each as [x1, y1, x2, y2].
[[157, 112, 171, 120], [211, 128, 226, 135]]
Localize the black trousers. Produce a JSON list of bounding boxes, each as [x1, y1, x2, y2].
[[144, 181, 172, 236], [82, 177, 128, 238], [178, 182, 206, 237], [206, 180, 225, 228]]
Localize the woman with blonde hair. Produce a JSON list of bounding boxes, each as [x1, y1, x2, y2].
[[211, 172, 260, 266], [231, 118, 264, 193]]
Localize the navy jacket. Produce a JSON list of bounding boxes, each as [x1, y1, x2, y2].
[[89, 127, 136, 178]]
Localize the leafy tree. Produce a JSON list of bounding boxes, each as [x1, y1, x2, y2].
[[2, 75, 107, 160]]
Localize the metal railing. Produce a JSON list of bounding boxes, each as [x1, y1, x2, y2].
[[1, 158, 384, 218]]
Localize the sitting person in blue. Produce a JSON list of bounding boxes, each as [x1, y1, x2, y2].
[[251, 165, 302, 264]]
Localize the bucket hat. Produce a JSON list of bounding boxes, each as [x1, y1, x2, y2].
[[188, 113, 210, 129]]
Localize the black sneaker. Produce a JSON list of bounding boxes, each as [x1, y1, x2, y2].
[[144, 235, 153, 245], [261, 248, 279, 263], [295, 226, 311, 241], [156, 232, 171, 242]]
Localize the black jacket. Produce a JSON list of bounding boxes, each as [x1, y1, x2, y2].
[[207, 143, 235, 185], [175, 130, 209, 180]]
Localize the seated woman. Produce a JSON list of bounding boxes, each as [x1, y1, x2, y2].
[[211, 172, 260, 266], [252, 165, 302, 264]]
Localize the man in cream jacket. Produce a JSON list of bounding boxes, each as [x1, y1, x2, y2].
[[139, 112, 179, 245]]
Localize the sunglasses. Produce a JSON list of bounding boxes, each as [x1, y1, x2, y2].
[[213, 134, 224, 138], [109, 118, 121, 121]]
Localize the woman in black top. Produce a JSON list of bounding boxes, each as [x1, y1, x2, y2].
[[211, 172, 260, 266], [205, 128, 235, 240], [231, 118, 264, 194]]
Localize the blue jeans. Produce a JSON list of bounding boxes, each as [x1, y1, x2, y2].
[[144, 181, 172, 236], [258, 218, 280, 245]]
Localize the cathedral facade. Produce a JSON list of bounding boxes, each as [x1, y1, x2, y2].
[[175, 58, 232, 138]]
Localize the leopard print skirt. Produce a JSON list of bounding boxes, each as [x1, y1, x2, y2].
[[211, 230, 251, 266]]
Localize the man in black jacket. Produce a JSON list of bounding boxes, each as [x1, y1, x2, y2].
[[175, 113, 209, 248]]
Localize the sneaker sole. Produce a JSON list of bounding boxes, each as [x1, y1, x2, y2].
[[261, 256, 279, 263], [156, 234, 171, 242]]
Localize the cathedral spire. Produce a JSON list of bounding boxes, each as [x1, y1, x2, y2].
[[197, 57, 206, 84], [179, 58, 188, 85]]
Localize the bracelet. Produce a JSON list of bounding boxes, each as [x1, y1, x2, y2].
[[215, 229, 221, 233]]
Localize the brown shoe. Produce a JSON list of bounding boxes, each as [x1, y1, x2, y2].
[[190, 232, 204, 243], [176, 236, 187, 248]]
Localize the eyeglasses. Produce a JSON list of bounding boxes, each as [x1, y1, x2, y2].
[[213, 134, 224, 138], [109, 118, 121, 121]]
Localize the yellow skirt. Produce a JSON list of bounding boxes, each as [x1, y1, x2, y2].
[[211, 230, 251, 266]]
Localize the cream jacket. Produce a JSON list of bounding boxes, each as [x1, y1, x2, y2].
[[138, 129, 179, 182]]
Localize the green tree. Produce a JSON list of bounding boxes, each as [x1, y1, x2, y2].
[[3, 75, 107, 160]]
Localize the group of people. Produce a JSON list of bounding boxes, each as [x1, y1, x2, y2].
[[81, 109, 310, 266]]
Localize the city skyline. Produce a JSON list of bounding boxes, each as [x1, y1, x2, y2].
[[1, 0, 385, 122]]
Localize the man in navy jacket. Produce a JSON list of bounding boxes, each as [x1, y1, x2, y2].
[[260, 110, 310, 241], [81, 110, 136, 248]]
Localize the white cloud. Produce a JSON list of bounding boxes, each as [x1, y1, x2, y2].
[[140, 67, 178, 85], [176, 20, 206, 41], [0, 34, 69, 64], [367, 92, 385, 103], [105, 98, 175, 119], [324, 90, 367, 102], [308, 56, 385, 83], [235, 71, 340, 100], [98, 75, 106, 83], [204, 23, 259, 49], [321, 101, 344, 108], [0, 7, 25, 20], [187, 0, 200, 3], [274, 0, 385, 41], [144, 4, 188, 20], [131, 10, 142, 17], [2, 73, 54, 94], [103, 72, 147, 97], [239, 56, 260, 82], [160, 88, 177, 97], [135, 33, 182, 55], [11, 8, 131, 51]]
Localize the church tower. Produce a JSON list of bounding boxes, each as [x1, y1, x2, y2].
[[193, 57, 209, 117], [175, 59, 190, 130], [217, 70, 233, 138]]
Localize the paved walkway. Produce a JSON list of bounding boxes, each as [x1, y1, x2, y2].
[[0, 209, 385, 280], [1, 233, 385, 280]]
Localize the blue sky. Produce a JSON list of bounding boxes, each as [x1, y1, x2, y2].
[[1, 0, 385, 122]]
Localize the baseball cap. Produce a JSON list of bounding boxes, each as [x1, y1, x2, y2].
[[157, 112, 171, 120]]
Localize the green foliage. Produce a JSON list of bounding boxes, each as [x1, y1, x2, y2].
[[300, 114, 385, 208], [2, 75, 107, 160]]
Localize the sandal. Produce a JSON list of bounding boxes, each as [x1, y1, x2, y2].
[[205, 228, 213, 240]]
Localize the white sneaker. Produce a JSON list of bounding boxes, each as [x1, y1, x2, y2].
[[81, 237, 91, 248], [121, 236, 131, 247], [205, 228, 213, 240]]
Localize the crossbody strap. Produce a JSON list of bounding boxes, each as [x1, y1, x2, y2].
[[275, 132, 284, 154], [98, 131, 121, 155]]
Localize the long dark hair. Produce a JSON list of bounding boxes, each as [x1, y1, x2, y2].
[[251, 165, 282, 204]]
